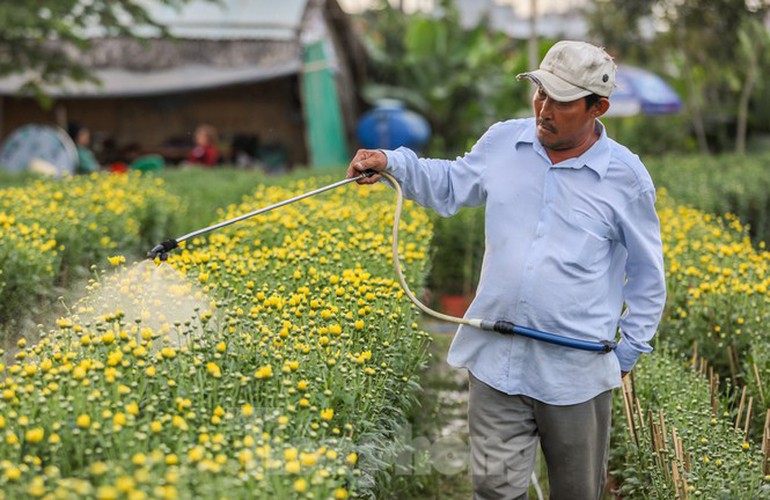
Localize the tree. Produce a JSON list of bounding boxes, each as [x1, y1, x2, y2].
[[733, 16, 770, 154], [585, 0, 657, 64], [586, 0, 770, 154], [358, 0, 532, 157], [0, 1, 195, 105]]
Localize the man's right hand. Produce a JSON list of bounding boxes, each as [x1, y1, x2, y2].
[[347, 149, 388, 185]]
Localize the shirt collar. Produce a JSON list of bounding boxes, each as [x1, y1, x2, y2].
[[515, 119, 611, 180]]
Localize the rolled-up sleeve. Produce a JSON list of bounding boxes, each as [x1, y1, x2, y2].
[[616, 188, 667, 372]]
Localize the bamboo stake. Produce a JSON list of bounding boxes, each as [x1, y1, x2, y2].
[[656, 411, 670, 483], [621, 377, 637, 444], [753, 363, 765, 406], [672, 428, 683, 463], [651, 423, 662, 473], [656, 424, 666, 467], [681, 471, 690, 500], [709, 367, 719, 415], [649, 410, 664, 472], [671, 426, 677, 453], [635, 396, 646, 431], [736, 386, 747, 431], [671, 458, 681, 499], [648, 410, 658, 452], [743, 396, 753, 441], [671, 429, 688, 500], [763, 410, 770, 474]]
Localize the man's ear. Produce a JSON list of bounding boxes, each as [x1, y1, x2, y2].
[[594, 97, 611, 118]]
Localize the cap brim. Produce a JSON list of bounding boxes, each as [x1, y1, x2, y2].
[[516, 70, 592, 102]]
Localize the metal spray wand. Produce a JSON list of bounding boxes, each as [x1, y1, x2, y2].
[[147, 170, 616, 353]]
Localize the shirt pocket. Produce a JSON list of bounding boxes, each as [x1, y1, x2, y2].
[[563, 211, 612, 272]]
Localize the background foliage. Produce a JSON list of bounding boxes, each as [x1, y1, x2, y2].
[[359, 0, 770, 157], [586, 0, 770, 154], [357, 0, 533, 157], [646, 152, 770, 244]]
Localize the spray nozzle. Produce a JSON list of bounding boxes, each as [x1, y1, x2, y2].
[[147, 239, 179, 261]]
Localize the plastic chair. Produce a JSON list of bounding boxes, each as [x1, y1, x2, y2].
[[131, 154, 165, 172]]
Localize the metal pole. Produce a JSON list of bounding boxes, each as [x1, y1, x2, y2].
[[176, 174, 368, 244], [148, 171, 375, 260]]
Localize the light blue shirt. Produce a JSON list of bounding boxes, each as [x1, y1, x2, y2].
[[383, 118, 666, 405]]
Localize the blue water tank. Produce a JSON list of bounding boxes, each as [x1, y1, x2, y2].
[[356, 100, 431, 150]]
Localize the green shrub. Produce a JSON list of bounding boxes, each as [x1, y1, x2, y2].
[[647, 152, 770, 244], [607, 114, 698, 156], [153, 167, 272, 236], [0, 172, 181, 328], [425, 207, 484, 297]]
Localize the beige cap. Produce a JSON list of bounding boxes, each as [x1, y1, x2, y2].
[[517, 40, 616, 102]]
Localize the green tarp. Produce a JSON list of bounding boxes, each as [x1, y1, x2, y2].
[[302, 40, 349, 169]]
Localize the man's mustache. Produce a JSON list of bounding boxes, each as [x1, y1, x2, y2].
[[537, 119, 556, 133]]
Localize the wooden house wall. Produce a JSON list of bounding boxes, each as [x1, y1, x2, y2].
[[1, 77, 308, 167]]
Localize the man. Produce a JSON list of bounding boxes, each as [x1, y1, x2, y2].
[[347, 40, 666, 499]]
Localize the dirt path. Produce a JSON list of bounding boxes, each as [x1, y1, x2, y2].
[[411, 319, 550, 500], [1, 271, 92, 360], [403, 319, 474, 499]]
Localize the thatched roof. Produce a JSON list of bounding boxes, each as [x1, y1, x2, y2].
[[77, 38, 300, 72], [0, 37, 302, 97]]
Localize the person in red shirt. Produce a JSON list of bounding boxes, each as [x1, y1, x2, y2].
[[186, 124, 219, 167]]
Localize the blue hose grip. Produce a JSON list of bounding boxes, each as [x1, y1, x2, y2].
[[491, 320, 616, 353]]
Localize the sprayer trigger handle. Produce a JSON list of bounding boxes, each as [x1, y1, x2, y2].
[[362, 169, 378, 178], [147, 238, 179, 260]]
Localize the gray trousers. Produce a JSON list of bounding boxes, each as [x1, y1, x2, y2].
[[468, 373, 612, 500]]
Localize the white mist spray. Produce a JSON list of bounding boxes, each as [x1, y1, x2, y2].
[[71, 260, 214, 348]]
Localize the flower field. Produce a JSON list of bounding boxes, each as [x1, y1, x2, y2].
[[0, 175, 433, 499], [613, 190, 770, 498], [3, 166, 770, 498], [0, 172, 181, 326]]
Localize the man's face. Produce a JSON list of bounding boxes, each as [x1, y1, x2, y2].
[[532, 87, 598, 151]]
